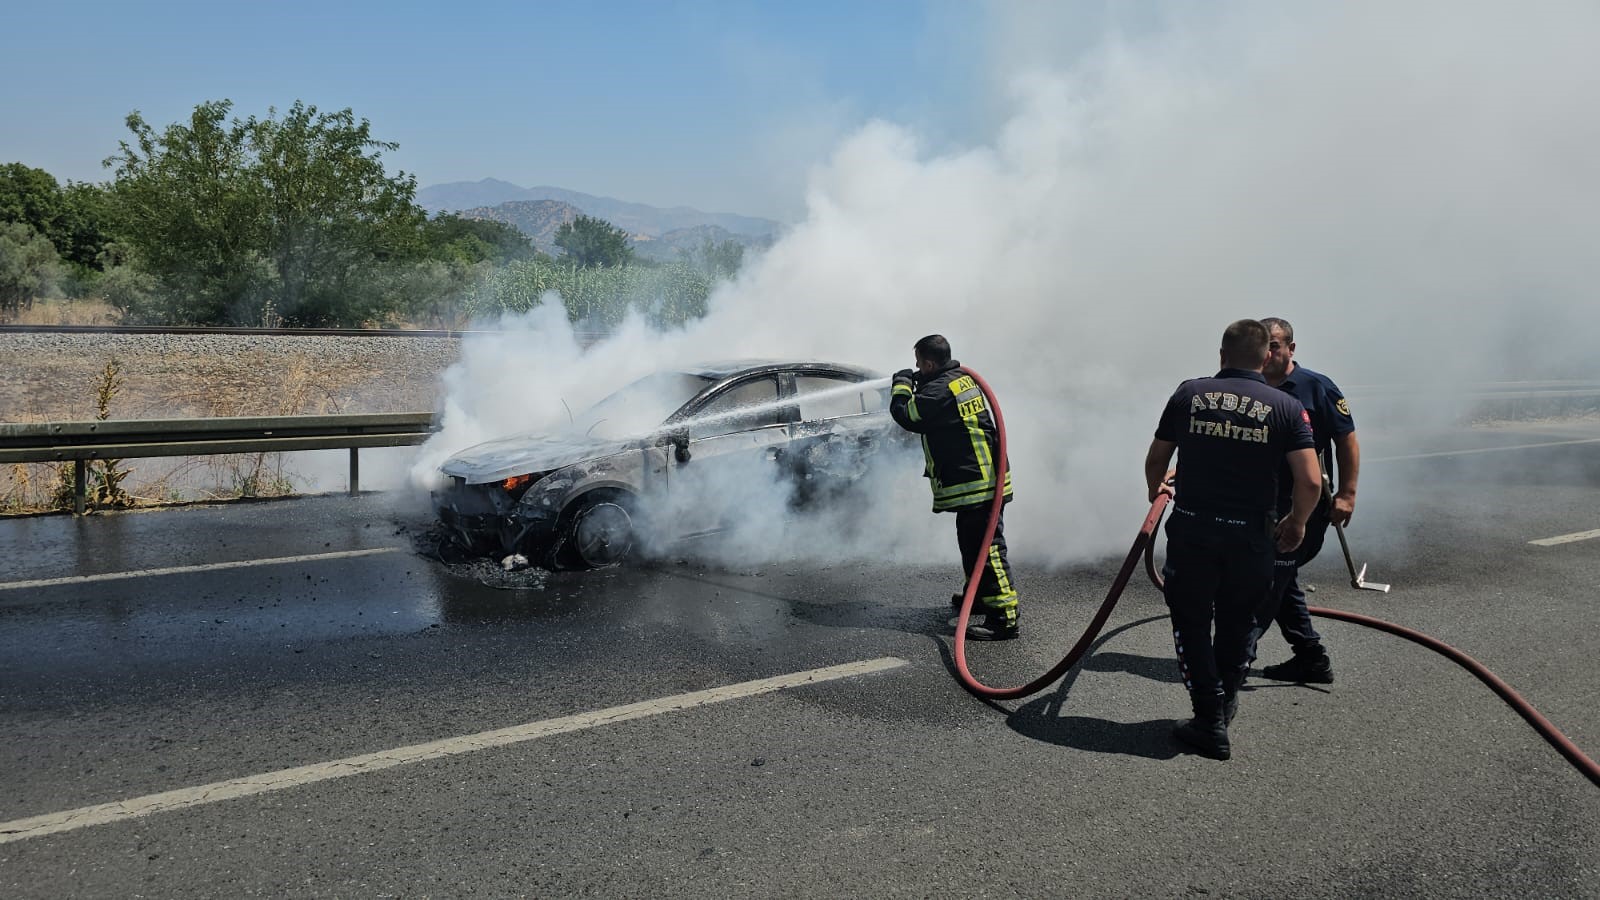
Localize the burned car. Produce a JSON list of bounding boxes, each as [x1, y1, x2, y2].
[[431, 360, 899, 569]]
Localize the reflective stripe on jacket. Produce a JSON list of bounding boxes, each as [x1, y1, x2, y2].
[[889, 360, 1014, 512]]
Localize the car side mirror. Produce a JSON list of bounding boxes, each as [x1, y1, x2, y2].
[[658, 427, 691, 463]]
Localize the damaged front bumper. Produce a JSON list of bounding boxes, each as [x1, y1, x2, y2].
[[431, 475, 561, 560]]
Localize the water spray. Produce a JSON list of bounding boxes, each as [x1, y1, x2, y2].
[[613, 375, 894, 443]]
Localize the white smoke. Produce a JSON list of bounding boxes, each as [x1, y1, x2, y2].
[[409, 0, 1600, 567]]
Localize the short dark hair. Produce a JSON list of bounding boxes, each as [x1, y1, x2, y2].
[[1259, 316, 1294, 343], [1220, 319, 1270, 369], [914, 334, 951, 365]]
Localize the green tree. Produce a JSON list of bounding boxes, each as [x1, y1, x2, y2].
[[106, 101, 271, 323], [0, 164, 114, 273], [106, 99, 428, 325], [422, 213, 537, 264], [250, 101, 426, 324], [0, 163, 63, 237], [554, 215, 634, 268], [55, 181, 116, 270], [0, 222, 63, 314]]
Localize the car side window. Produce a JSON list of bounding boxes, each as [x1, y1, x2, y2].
[[688, 377, 782, 438], [794, 375, 883, 422]]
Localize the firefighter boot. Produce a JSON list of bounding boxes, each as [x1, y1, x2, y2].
[[1261, 647, 1334, 684], [964, 603, 1019, 641], [1173, 693, 1231, 760]]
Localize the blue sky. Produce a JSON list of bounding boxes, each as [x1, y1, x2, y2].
[[1, 0, 1007, 220]]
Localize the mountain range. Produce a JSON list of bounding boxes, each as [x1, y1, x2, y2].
[[418, 178, 783, 261]]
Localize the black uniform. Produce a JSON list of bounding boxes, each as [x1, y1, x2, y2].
[[1252, 363, 1356, 663], [1154, 368, 1314, 704], [889, 360, 1018, 626]]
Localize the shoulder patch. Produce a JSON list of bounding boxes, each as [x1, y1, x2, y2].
[[1336, 398, 1350, 416], [1302, 409, 1312, 425]]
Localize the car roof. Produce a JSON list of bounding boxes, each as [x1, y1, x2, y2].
[[684, 359, 880, 380]]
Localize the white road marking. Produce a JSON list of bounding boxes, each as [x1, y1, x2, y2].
[[0, 548, 402, 592], [1529, 529, 1600, 547], [1367, 436, 1600, 463], [0, 656, 908, 845]]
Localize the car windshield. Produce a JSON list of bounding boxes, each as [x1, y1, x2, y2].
[[569, 372, 715, 440]]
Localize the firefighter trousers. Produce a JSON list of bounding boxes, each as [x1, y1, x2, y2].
[[954, 505, 1019, 626]]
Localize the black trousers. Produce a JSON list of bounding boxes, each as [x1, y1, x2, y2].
[[1161, 507, 1276, 700], [1249, 502, 1331, 663], [954, 505, 1018, 625]]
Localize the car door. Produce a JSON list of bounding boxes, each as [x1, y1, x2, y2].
[[786, 373, 894, 505], [667, 373, 792, 535]]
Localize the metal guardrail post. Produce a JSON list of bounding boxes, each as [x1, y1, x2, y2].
[[73, 460, 86, 515], [349, 448, 360, 496]]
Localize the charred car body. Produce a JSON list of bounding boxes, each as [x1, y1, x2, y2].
[[432, 360, 899, 569]]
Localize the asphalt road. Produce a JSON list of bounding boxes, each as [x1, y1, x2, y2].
[[2, 421, 1598, 898]]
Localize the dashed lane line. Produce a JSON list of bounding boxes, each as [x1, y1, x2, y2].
[[0, 656, 909, 845], [0, 548, 403, 593], [1529, 529, 1600, 547]]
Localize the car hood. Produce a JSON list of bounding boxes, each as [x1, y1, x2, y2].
[[439, 433, 636, 484]]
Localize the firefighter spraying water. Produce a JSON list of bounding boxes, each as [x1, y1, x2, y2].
[[888, 335, 1019, 642]]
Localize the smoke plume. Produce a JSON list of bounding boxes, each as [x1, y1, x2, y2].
[[408, 1, 1600, 567]]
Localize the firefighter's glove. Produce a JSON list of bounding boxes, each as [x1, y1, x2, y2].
[[892, 369, 916, 389]]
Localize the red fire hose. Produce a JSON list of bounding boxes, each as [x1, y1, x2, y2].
[[954, 366, 1600, 788], [950, 367, 1167, 700]]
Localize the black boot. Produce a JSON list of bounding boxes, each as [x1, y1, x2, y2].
[[963, 611, 1019, 641], [1261, 648, 1334, 684], [950, 592, 965, 611], [1173, 694, 1231, 760]]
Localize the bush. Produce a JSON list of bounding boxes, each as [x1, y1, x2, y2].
[[0, 222, 63, 314]]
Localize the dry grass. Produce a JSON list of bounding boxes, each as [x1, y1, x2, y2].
[[2, 298, 122, 326], [0, 348, 431, 515], [186, 354, 338, 502], [2, 326, 453, 515]]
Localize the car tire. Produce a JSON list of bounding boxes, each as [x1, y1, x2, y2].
[[556, 493, 636, 570]]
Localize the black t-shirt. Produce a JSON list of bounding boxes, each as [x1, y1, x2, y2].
[[1155, 368, 1316, 514]]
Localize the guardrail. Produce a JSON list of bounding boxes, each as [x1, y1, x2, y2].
[[0, 412, 436, 514], [4, 382, 1596, 517]]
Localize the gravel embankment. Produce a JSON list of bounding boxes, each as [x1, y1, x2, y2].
[[1, 333, 460, 422]]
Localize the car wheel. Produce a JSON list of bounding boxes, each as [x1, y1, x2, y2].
[[558, 494, 636, 569]]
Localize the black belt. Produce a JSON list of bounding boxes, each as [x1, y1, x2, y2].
[[1172, 505, 1273, 528]]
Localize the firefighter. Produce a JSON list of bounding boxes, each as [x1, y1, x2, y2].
[[1143, 319, 1320, 759], [889, 335, 1019, 641], [1250, 316, 1360, 684]]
